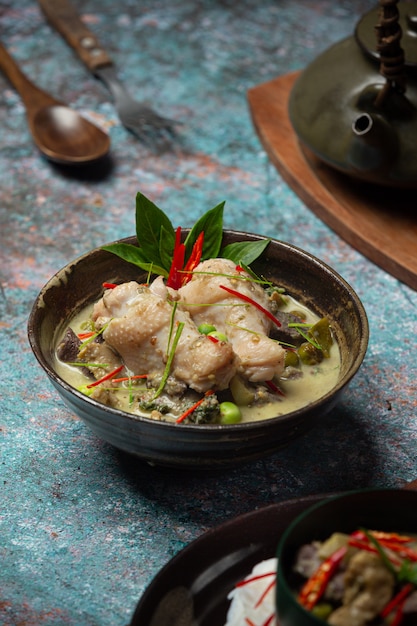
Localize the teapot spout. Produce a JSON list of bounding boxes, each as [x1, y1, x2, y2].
[[348, 112, 398, 175]]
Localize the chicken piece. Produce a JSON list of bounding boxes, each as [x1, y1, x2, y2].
[[225, 306, 285, 381], [78, 340, 122, 380], [91, 281, 236, 393], [178, 258, 285, 382], [149, 274, 178, 301], [92, 281, 146, 327], [294, 543, 322, 579], [328, 551, 395, 626], [90, 385, 124, 410]]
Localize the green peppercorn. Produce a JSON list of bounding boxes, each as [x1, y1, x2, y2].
[[298, 341, 323, 365], [290, 310, 306, 321], [284, 350, 300, 368], [198, 323, 217, 335], [309, 317, 333, 357], [311, 603, 333, 620], [219, 401, 242, 424], [208, 331, 228, 343]]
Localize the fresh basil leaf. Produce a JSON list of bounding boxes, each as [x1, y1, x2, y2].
[[221, 239, 270, 265], [135, 192, 175, 266], [105, 194, 267, 280], [159, 224, 175, 270], [239, 261, 268, 283], [184, 201, 224, 260], [102, 243, 168, 277], [398, 560, 417, 585]]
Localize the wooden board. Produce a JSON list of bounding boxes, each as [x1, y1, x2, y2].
[[247, 72, 417, 291]]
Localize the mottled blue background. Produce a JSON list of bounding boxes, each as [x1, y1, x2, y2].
[[1, 1, 416, 624]]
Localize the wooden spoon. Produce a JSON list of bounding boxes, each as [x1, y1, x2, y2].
[[0, 41, 110, 165]]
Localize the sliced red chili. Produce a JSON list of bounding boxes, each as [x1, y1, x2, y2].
[[167, 227, 186, 290], [298, 545, 347, 610], [110, 374, 148, 384], [347, 538, 402, 566], [182, 231, 204, 285], [176, 390, 214, 424], [86, 365, 124, 388], [349, 531, 414, 564], [353, 530, 414, 545], [378, 540, 417, 562], [391, 606, 405, 626], [265, 379, 285, 397], [372, 531, 414, 544], [254, 578, 275, 608], [381, 583, 414, 619], [78, 331, 95, 340], [236, 572, 276, 588], [219, 284, 281, 328]]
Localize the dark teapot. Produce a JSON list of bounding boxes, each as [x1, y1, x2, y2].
[[289, 1, 417, 188]]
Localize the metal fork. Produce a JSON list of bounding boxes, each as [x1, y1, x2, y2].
[[38, 0, 180, 151], [92, 64, 179, 150]]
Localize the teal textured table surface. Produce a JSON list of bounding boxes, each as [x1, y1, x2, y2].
[[1, 1, 416, 624]]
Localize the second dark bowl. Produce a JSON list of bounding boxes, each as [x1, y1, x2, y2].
[[276, 488, 417, 626]]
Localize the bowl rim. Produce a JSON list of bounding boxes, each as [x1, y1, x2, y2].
[[27, 229, 369, 432]]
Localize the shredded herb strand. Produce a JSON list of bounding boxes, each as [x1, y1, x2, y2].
[[152, 322, 185, 399]]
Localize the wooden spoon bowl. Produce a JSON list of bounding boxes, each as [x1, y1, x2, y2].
[[0, 41, 110, 165]]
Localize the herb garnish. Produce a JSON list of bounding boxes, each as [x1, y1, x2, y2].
[[102, 192, 271, 279], [152, 321, 185, 400], [361, 529, 417, 585]]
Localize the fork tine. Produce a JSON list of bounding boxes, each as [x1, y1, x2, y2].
[[125, 116, 181, 153], [93, 66, 182, 149], [124, 113, 179, 134]]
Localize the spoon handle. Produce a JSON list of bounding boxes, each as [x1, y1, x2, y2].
[[38, 0, 112, 73], [0, 41, 59, 114]]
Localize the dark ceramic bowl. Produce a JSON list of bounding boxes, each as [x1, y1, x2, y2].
[[27, 231, 369, 469], [276, 488, 417, 626], [131, 494, 324, 626]]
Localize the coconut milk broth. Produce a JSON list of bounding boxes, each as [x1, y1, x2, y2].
[[55, 294, 341, 424]]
